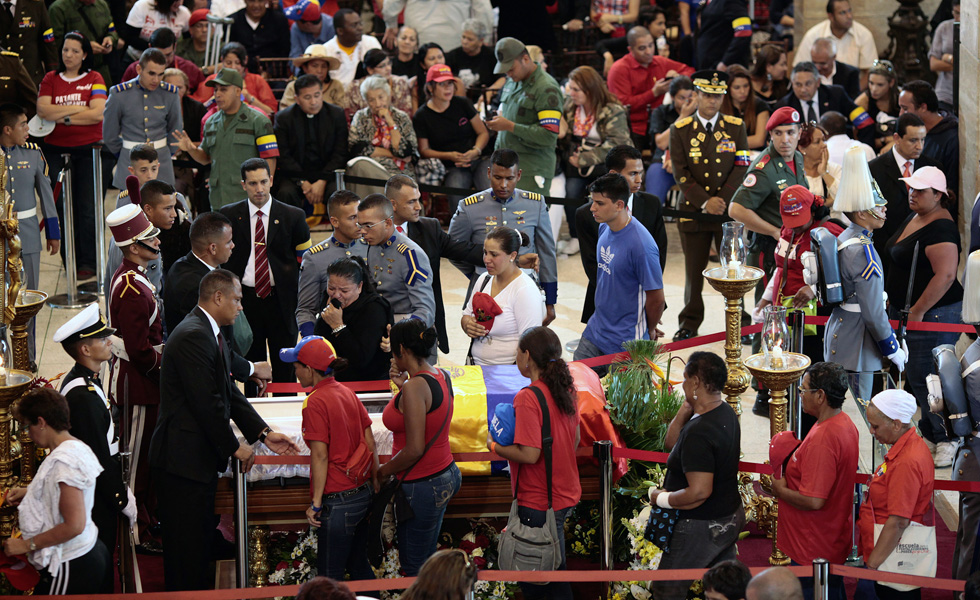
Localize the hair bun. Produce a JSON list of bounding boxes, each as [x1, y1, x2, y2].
[[519, 230, 530, 247]]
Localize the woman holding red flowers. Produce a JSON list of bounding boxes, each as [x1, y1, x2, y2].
[[461, 226, 545, 365]]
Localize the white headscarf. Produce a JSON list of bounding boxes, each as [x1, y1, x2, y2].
[[870, 389, 917, 423]]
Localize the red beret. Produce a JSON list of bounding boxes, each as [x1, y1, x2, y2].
[[766, 106, 801, 132], [189, 8, 209, 27]]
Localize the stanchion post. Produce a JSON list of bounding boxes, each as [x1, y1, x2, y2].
[[234, 458, 248, 588], [92, 145, 106, 296], [846, 483, 861, 564], [335, 169, 346, 191], [788, 310, 805, 433], [47, 156, 97, 308], [595, 440, 613, 600], [813, 558, 829, 600]]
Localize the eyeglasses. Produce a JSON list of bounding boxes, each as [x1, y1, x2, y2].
[[798, 387, 818, 395], [356, 220, 388, 231]]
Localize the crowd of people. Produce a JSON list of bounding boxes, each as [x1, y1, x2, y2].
[[0, 0, 973, 595]]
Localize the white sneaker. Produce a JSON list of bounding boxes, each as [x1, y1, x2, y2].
[[934, 441, 956, 468], [923, 439, 937, 456], [557, 239, 567, 255], [563, 238, 580, 256]]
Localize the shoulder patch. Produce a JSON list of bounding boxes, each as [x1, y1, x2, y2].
[[397, 243, 409, 254], [23, 142, 41, 151], [755, 154, 771, 170], [159, 82, 178, 93], [674, 116, 693, 129], [743, 173, 757, 188], [307, 243, 325, 255], [723, 115, 744, 126], [463, 194, 483, 206], [1, 50, 19, 57], [118, 272, 142, 297], [521, 191, 543, 201], [400, 246, 429, 286]]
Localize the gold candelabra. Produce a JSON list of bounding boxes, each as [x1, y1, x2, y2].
[[703, 266, 764, 416], [743, 352, 811, 565]]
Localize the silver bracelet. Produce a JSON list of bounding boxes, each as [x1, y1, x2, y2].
[[332, 325, 346, 334]]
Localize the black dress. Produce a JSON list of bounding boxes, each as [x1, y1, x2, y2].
[[313, 285, 394, 382]]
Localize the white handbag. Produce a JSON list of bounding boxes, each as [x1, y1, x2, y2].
[[872, 514, 937, 591]]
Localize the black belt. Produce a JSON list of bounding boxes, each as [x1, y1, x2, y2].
[[322, 481, 371, 500]]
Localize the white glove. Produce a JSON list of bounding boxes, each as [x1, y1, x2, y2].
[[751, 306, 766, 324], [926, 374, 944, 413], [801, 251, 818, 287], [887, 347, 907, 372], [122, 487, 137, 526]]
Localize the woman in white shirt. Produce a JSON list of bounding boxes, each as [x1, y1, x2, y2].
[[2, 389, 110, 594], [462, 227, 545, 365]]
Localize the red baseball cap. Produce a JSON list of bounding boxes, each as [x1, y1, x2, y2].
[[279, 336, 338, 371], [189, 8, 209, 27], [426, 64, 454, 83], [779, 185, 816, 229], [766, 106, 801, 132], [0, 547, 39, 591], [769, 430, 801, 479]]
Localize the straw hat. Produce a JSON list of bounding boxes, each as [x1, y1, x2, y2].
[[292, 44, 340, 70]]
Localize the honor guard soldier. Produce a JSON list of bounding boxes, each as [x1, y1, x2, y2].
[[448, 149, 558, 324], [0, 50, 38, 112], [54, 304, 136, 591], [296, 190, 367, 337], [669, 70, 749, 342], [822, 145, 905, 411], [485, 38, 562, 195], [102, 48, 181, 190], [0, 0, 57, 84], [356, 193, 435, 328], [0, 103, 60, 365], [105, 203, 164, 552]]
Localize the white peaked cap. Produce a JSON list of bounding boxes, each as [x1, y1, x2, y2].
[[833, 143, 877, 213]]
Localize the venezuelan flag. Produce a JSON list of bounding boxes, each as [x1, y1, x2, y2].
[[91, 83, 107, 98], [108, 21, 116, 33], [256, 134, 279, 158], [735, 150, 751, 166], [850, 106, 872, 129], [732, 17, 752, 37], [43, 28, 54, 43], [537, 110, 561, 134]]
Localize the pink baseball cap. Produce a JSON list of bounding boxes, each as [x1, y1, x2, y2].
[[900, 166, 947, 194], [279, 336, 338, 371]]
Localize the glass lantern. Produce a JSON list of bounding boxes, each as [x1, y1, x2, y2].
[[720, 222, 746, 279], [761, 305, 789, 369]]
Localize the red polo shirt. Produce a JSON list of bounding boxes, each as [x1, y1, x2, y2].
[[857, 428, 934, 561], [777, 411, 859, 564], [607, 53, 694, 136]]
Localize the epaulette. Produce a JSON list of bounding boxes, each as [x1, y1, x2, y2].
[[160, 82, 178, 93], [117, 272, 141, 297], [397, 243, 409, 254], [723, 115, 743, 126], [674, 116, 693, 129], [23, 142, 40, 151], [463, 193, 483, 206], [755, 154, 771, 170], [307, 243, 325, 255], [521, 191, 543, 201], [1, 50, 18, 57], [110, 82, 133, 93], [859, 234, 873, 245], [118, 189, 129, 198]]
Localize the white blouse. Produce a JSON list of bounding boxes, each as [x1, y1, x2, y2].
[[464, 271, 545, 365]]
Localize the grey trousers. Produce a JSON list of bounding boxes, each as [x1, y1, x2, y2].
[[650, 508, 746, 600], [953, 437, 980, 580]]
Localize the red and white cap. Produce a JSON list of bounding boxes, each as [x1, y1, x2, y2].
[[769, 430, 801, 479], [106, 204, 159, 247]]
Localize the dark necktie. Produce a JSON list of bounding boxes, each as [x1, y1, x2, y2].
[[705, 120, 713, 135], [807, 100, 817, 123], [254, 210, 271, 298], [0, 2, 12, 32]]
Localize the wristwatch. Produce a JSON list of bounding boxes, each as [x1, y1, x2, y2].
[[28, 538, 36, 551], [258, 427, 272, 443], [63, 116, 71, 126]]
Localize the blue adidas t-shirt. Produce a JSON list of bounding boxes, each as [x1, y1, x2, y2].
[[583, 218, 663, 356]]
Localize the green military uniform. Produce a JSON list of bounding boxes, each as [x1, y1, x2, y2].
[[494, 64, 562, 196], [200, 105, 279, 209], [670, 103, 749, 334], [0, 0, 57, 84], [0, 50, 37, 115], [175, 37, 205, 70], [48, 0, 118, 85]]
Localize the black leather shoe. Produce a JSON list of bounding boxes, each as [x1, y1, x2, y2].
[[752, 396, 770, 418], [673, 328, 696, 342]]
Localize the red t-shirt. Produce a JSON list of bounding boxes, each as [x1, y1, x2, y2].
[[858, 428, 935, 560], [510, 381, 581, 511], [778, 411, 859, 564], [38, 70, 107, 147], [382, 370, 454, 480], [301, 377, 373, 494]]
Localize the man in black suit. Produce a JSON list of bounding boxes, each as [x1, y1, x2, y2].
[[810, 37, 860, 99], [273, 74, 349, 210], [778, 62, 874, 147], [575, 145, 668, 323], [164, 211, 272, 385], [868, 112, 943, 274], [149, 269, 299, 591], [220, 158, 312, 388]]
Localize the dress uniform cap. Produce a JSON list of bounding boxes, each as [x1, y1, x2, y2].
[[692, 70, 728, 94], [834, 144, 877, 213], [27, 115, 55, 138], [279, 335, 338, 371], [207, 68, 244, 89], [292, 44, 340, 70], [107, 204, 159, 246], [53, 303, 115, 344], [765, 106, 800, 132], [779, 185, 818, 229], [493, 37, 527, 75], [189, 8, 209, 27]]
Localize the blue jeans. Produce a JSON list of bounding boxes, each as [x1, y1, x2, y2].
[[891, 301, 963, 444], [645, 162, 674, 204], [445, 158, 491, 203], [315, 484, 375, 581], [572, 335, 608, 377], [516, 505, 573, 600], [397, 463, 462, 576]]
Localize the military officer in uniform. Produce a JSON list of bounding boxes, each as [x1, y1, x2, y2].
[[824, 145, 905, 411], [0, 49, 38, 113], [106, 203, 164, 552], [669, 70, 749, 342], [448, 148, 558, 325], [0, 0, 57, 84], [53, 303, 136, 591], [485, 38, 562, 196], [0, 103, 61, 365], [102, 48, 181, 190], [296, 190, 366, 337], [48, 0, 118, 85]]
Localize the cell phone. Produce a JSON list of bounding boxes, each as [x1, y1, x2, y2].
[[486, 108, 498, 120]]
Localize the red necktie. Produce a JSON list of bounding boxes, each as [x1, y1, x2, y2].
[[396, 225, 404, 234], [903, 161, 912, 191], [254, 210, 271, 298]]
